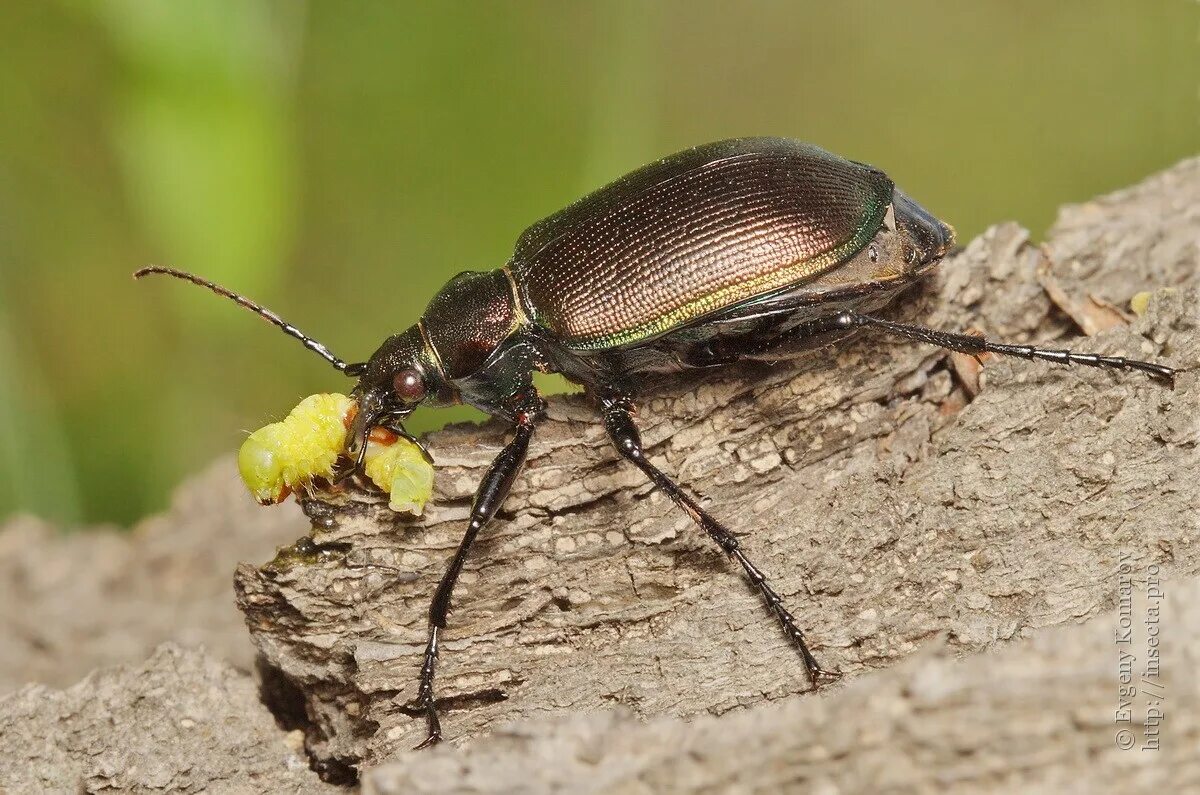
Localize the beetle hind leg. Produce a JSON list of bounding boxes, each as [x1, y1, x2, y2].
[[599, 393, 838, 689], [841, 311, 1178, 387]]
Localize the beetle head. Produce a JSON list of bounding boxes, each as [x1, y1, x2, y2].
[[345, 324, 447, 466]]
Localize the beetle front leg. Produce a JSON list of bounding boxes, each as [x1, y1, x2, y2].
[[407, 395, 543, 748], [598, 393, 838, 689]]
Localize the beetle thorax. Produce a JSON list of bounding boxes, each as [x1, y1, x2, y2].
[[422, 269, 522, 380]]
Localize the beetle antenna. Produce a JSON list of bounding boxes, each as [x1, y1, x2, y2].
[[134, 265, 361, 373]]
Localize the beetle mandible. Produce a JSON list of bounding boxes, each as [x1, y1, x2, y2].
[[137, 137, 1176, 747]]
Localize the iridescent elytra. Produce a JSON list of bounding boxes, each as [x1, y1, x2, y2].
[[136, 137, 1176, 747]]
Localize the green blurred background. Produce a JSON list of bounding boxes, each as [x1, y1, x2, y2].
[[0, 1, 1196, 527]]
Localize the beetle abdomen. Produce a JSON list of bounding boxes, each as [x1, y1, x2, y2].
[[510, 138, 893, 350]]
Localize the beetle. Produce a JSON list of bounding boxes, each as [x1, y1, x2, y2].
[[137, 137, 1176, 747]]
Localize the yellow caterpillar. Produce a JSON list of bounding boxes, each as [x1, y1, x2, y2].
[[364, 435, 435, 515], [237, 393, 433, 514]]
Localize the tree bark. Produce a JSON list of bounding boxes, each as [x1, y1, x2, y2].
[[362, 580, 1198, 794]]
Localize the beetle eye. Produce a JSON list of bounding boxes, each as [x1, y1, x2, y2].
[[393, 369, 426, 403], [904, 246, 918, 265]]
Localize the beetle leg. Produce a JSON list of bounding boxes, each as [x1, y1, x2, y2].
[[406, 394, 543, 749], [385, 422, 436, 465], [837, 311, 1178, 387], [599, 393, 839, 689]]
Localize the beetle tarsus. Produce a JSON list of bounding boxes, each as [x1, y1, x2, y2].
[[408, 396, 542, 747], [600, 394, 835, 688], [807, 666, 843, 691], [413, 733, 442, 751], [406, 624, 443, 749]]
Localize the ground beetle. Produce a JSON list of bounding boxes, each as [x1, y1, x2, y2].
[[137, 137, 1177, 747]]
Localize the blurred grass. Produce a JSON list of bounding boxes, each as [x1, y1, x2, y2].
[[0, 1, 1196, 527]]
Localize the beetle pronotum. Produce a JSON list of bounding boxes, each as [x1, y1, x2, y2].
[[138, 137, 1176, 747]]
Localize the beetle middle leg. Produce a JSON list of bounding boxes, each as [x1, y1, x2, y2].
[[598, 393, 838, 688], [405, 394, 543, 748]]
